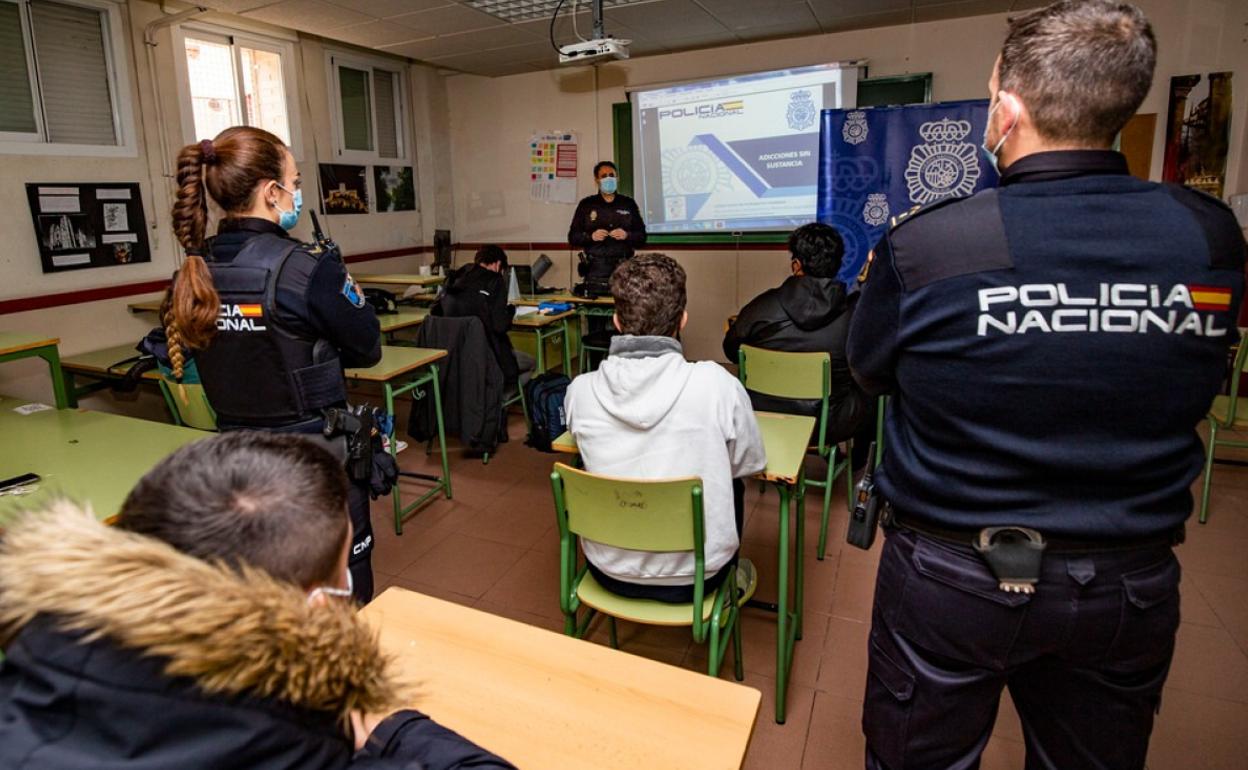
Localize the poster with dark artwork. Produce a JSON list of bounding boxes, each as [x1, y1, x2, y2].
[[25, 183, 150, 273], [373, 166, 416, 212], [319, 164, 369, 214], [1163, 72, 1233, 198]]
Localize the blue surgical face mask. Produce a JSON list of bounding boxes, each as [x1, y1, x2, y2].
[[275, 183, 302, 231], [981, 96, 1017, 175], [599, 176, 618, 195]]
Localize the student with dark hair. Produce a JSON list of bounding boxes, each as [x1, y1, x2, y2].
[[0, 432, 515, 770], [564, 254, 765, 601], [848, 3, 1244, 768], [432, 244, 533, 387], [158, 125, 382, 602], [723, 222, 869, 457]]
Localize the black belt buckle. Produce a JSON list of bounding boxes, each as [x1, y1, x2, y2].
[[973, 526, 1046, 594]]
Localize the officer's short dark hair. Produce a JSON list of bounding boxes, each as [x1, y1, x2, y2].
[[610, 253, 686, 337], [999, 0, 1155, 146], [474, 244, 508, 271], [789, 223, 845, 280], [593, 161, 617, 178], [116, 432, 350, 590]]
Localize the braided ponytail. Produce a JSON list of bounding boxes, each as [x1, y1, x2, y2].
[[165, 127, 289, 380]]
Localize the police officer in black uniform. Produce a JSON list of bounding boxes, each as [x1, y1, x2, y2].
[[847, 3, 1245, 768], [568, 160, 647, 289], [162, 126, 382, 603]]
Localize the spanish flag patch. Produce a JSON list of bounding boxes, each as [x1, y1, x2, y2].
[[237, 304, 263, 318], [1188, 285, 1232, 312]]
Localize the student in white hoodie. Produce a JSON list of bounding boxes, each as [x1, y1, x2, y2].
[[564, 253, 767, 602]]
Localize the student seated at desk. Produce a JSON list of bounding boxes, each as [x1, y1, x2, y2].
[[722, 222, 871, 467], [565, 254, 766, 602], [433, 245, 534, 388], [0, 432, 515, 770]]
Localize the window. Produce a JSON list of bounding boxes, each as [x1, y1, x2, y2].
[[328, 52, 408, 163], [0, 0, 133, 153], [174, 25, 299, 154]]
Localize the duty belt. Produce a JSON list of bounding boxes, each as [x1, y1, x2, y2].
[[889, 510, 1184, 555]]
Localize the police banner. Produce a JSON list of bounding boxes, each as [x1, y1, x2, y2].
[[816, 100, 998, 284]]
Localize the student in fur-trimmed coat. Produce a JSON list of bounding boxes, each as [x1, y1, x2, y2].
[[0, 432, 514, 770]]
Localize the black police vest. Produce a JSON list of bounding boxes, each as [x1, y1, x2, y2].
[[195, 233, 347, 427]]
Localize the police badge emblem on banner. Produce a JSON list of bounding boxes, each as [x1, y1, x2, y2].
[[816, 100, 999, 285]]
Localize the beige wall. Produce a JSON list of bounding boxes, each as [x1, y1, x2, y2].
[[446, 0, 1248, 362], [0, 0, 445, 405]]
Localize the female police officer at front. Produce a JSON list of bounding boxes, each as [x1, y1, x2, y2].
[[162, 126, 382, 601]]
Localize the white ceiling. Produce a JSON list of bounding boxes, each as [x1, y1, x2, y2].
[[198, 0, 1052, 77]]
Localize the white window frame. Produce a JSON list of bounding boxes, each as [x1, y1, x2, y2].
[[171, 21, 304, 160], [325, 48, 410, 165], [0, 0, 137, 157]]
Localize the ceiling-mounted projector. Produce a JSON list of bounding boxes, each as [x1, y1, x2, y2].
[[559, 37, 630, 64], [553, 0, 629, 65]]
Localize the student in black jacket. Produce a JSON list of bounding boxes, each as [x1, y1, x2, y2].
[[433, 245, 533, 388], [0, 432, 515, 770], [723, 223, 870, 457]]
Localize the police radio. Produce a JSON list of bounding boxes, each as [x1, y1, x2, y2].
[[309, 211, 338, 255], [846, 442, 883, 550]]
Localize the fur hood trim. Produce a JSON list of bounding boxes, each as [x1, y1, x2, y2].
[[0, 501, 409, 722]]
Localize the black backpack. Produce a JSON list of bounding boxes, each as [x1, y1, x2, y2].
[[524, 373, 570, 452]]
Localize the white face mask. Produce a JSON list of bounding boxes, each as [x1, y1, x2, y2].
[[307, 568, 353, 604], [981, 95, 1018, 174]]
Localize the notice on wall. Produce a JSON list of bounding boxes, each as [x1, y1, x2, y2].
[[25, 183, 151, 273], [529, 131, 578, 204]]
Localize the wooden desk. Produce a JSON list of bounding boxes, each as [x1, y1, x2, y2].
[[355, 273, 444, 288], [0, 396, 204, 526], [0, 332, 68, 409], [362, 588, 760, 769], [60, 343, 159, 406], [346, 346, 450, 534], [378, 307, 428, 338], [127, 300, 162, 314], [511, 310, 574, 374], [550, 411, 816, 723]]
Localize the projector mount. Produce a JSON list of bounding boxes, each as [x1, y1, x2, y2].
[[550, 0, 631, 65]]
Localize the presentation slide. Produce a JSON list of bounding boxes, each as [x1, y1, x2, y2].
[[632, 64, 856, 234]]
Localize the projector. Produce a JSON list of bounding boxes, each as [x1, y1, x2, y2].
[[558, 37, 630, 65]]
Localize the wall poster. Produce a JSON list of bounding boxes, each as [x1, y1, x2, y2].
[[25, 183, 150, 273], [1163, 72, 1233, 197]]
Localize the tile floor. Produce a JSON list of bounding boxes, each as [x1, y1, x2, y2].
[[367, 412, 1248, 770]]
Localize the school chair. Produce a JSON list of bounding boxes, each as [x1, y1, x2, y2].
[[156, 373, 217, 431], [550, 462, 744, 680], [737, 345, 853, 561], [1199, 341, 1248, 523], [579, 329, 612, 373], [875, 394, 889, 470]]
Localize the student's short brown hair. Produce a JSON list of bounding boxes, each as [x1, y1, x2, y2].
[[610, 254, 686, 337], [999, 0, 1155, 146]]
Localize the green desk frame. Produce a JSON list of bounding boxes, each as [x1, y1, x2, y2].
[[549, 411, 815, 723], [346, 347, 452, 535], [513, 313, 574, 375], [0, 334, 69, 409]]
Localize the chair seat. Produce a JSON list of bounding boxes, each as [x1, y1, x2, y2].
[[1208, 396, 1248, 430], [576, 571, 730, 627]]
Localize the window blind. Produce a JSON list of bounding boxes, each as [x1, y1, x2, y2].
[[30, 0, 117, 145], [373, 68, 398, 158], [0, 2, 37, 134]]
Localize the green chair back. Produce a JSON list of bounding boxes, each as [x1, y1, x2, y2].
[[157, 376, 218, 431], [736, 345, 830, 401], [551, 462, 703, 553]]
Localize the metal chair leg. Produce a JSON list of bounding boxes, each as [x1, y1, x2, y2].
[[1200, 420, 1218, 524]]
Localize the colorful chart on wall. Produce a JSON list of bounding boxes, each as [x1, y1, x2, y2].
[[318, 164, 370, 214], [373, 166, 416, 212], [529, 131, 578, 204], [25, 183, 151, 274]]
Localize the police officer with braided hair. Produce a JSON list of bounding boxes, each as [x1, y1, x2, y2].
[[847, 3, 1244, 768], [162, 126, 382, 602]]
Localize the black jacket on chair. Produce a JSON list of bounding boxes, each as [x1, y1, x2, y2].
[[409, 315, 506, 454], [723, 275, 868, 444], [433, 265, 519, 387], [0, 503, 515, 770]]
